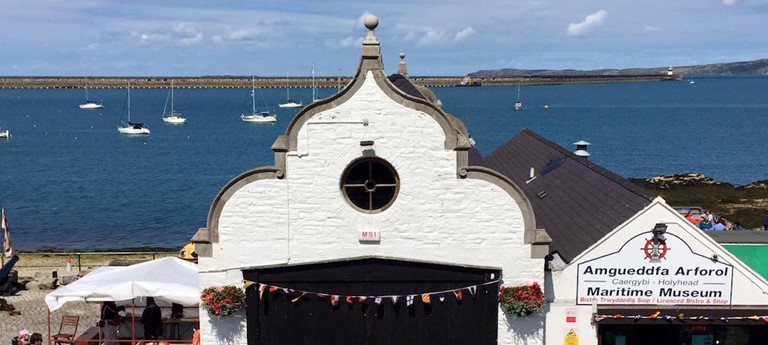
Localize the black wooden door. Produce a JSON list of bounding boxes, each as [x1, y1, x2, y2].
[[243, 258, 500, 345]]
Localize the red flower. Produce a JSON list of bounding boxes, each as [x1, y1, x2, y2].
[[201, 285, 246, 317], [499, 282, 545, 317]]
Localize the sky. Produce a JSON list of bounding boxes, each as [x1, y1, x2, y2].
[[0, 0, 766, 77]]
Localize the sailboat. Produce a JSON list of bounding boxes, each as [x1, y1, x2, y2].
[[79, 78, 104, 109], [241, 76, 277, 123], [279, 73, 303, 108], [117, 81, 150, 135], [514, 83, 523, 111], [162, 80, 187, 124], [0, 128, 9, 139], [689, 73, 695, 85], [311, 63, 320, 102]]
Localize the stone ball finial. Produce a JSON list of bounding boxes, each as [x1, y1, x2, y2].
[[399, 52, 405, 59], [364, 15, 379, 31]]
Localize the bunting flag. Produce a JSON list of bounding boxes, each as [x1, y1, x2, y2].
[[239, 279, 501, 310], [421, 294, 431, 304], [258, 284, 267, 300], [593, 313, 768, 323], [291, 292, 307, 303]]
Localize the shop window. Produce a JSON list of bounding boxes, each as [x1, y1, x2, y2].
[[341, 158, 399, 213]]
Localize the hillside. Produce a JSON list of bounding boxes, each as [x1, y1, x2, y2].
[[471, 58, 768, 77]]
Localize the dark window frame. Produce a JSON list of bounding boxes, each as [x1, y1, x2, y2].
[[340, 157, 400, 213]]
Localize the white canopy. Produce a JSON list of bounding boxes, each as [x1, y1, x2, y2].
[[45, 257, 200, 311]]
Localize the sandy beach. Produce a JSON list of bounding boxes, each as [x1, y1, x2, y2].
[[1, 252, 177, 342]]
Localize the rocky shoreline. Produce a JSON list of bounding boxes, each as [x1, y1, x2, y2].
[[630, 173, 768, 229]]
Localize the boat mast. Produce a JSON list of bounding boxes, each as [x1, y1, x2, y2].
[[312, 63, 316, 101], [251, 76, 256, 113], [286, 72, 290, 100], [127, 80, 131, 122], [170, 80, 174, 115], [337, 68, 341, 92]]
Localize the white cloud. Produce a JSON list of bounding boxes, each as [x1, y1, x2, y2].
[[326, 36, 362, 48], [454, 27, 476, 42], [644, 25, 662, 32], [212, 28, 266, 44], [418, 30, 447, 46], [722, 0, 740, 5], [567, 10, 607, 37], [138, 23, 203, 45]]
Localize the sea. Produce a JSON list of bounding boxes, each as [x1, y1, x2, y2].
[[1, 76, 767, 251]]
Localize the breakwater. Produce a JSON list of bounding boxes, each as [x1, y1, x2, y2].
[[0, 75, 675, 89]]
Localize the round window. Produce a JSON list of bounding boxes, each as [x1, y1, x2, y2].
[[341, 157, 399, 213]]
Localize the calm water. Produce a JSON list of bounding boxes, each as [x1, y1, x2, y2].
[[1, 77, 767, 250]]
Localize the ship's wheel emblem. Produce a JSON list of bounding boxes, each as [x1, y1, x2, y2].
[[642, 239, 670, 260]]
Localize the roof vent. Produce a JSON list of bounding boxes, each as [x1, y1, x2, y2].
[[573, 140, 591, 159]]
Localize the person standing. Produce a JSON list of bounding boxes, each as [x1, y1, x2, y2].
[[140, 297, 163, 340], [100, 301, 124, 345]]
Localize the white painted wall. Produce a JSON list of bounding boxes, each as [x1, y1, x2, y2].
[[546, 198, 768, 345], [198, 72, 545, 345]]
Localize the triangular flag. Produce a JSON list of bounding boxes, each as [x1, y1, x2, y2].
[[281, 288, 291, 294], [468, 286, 477, 298], [269, 286, 278, 293], [421, 294, 431, 304], [454, 290, 463, 301], [346, 296, 353, 304], [330, 295, 339, 306], [438, 293, 445, 303], [358, 296, 368, 303], [374, 297, 382, 305], [291, 292, 307, 303], [243, 280, 254, 289], [406, 295, 415, 306], [391, 296, 399, 305], [317, 293, 328, 299], [258, 284, 267, 300]]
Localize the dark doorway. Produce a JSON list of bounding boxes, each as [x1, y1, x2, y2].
[[243, 258, 500, 345]]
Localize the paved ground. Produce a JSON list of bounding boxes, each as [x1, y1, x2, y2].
[[0, 285, 100, 343]]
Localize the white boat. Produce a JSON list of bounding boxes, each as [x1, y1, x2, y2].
[[241, 76, 277, 123], [279, 72, 303, 108], [0, 128, 9, 139], [79, 78, 104, 109], [117, 82, 150, 135], [514, 83, 523, 111], [162, 80, 187, 124], [689, 74, 695, 85]]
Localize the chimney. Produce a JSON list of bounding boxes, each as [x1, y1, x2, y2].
[[397, 52, 408, 76], [573, 140, 591, 159]]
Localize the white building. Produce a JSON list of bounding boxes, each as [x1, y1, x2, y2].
[[191, 14, 768, 345], [192, 15, 550, 345]]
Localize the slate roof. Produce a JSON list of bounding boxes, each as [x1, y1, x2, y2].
[[483, 129, 656, 262], [388, 74, 425, 100]]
